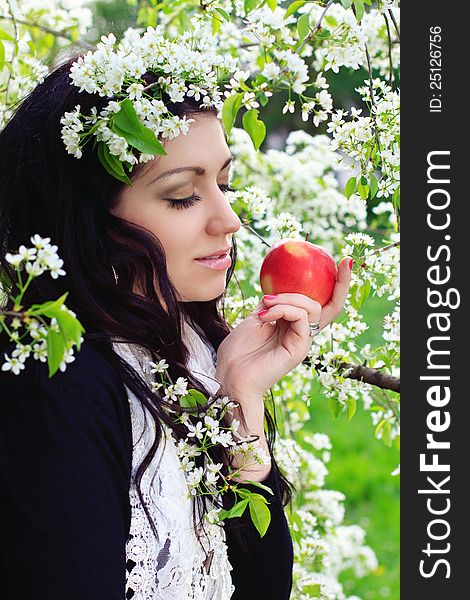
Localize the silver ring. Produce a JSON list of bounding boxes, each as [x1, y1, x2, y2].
[[308, 322, 320, 337]]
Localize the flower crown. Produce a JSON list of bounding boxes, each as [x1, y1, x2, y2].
[[60, 26, 239, 184]]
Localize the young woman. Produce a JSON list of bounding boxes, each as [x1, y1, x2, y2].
[[0, 33, 352, 600]]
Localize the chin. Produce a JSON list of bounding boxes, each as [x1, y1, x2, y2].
[[181, 283, 226, 303]]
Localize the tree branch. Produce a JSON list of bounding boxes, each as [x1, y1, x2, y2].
[[314, 0, 335, 31], [364, 43, 382, 155], [296, 0, 335, 57], [388, 8, 400, 41], [0, 15, 95, 50], [360, 240, 400, 266], [303, 352, 400, 393], [3, 0, 17, 109], [340, 362, 400, 393], [383, 12, 394, 87], [241, 221, 272, 248]]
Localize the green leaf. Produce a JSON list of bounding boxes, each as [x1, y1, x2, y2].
[[188, 389, 209, 406], [212, 14, 222, 35], [235, 488, 268, 502], [97, 143, 132, 185], [0, 40, 4, 71], [369, 173, 379, 198], [288, 511, 302, 546], [324, 15, 338, 28], [40, 304, 85, 353], [58, 313, 84, 350], [346, 397, 357, 421], [303, 584, 322, 597], [374, 419, 386, 437], [353, 0, 364, 21], [44, 303, 85, 378], [290, 509, 304, 533], [267, 0, 277, 10], [284, 0, 306, 19], [349, 278, 371, 309], [239, 480, 274, 495], [316, 28, 331, 39], [357, 179, 369, 200], [134, 125, 166, 155], [51, 308, 84, 342], [345, 176, 357, 199], [222, 92, 244, 137], [214, 508, 228, 521], [179, 394, 198, 409], [69, 26, 81, 43], [46, 328, 66, 378], [179, 389, 209, 409], [340, 0, 353, 8], [328, 396, 343, 418], [29, 292, 68, 316], [382, 421, 393, 446], [297, 13, 311, 41], [112, 123, 165, 156], [227, 498, 249, 518], [393, 185, 400, 210], [0, 27, 15, 41], [256, 54, 266, 72], [113, 98, 143, 137], [178, 10, 192, 32], [242, 108, 266, 151], [244, 0, 261, 12], [290, 527, 302, 546], [258, 92, 269, 107], [248, 495, 271, 537], [217, 499, 249, 521], [214, 7, 230, 21]]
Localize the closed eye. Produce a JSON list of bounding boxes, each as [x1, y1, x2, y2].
[[165, 185, 235, 210]]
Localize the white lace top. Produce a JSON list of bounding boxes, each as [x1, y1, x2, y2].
[[112, 321, 235, 600]]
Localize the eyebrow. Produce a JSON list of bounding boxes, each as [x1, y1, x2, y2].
[[148, 155, 233, 186]]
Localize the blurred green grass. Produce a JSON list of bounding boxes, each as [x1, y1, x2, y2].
[[303, 295, 400, 600]]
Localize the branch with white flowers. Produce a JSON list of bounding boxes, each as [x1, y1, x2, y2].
[[304, 353, 399, 393], [0, 236, 84, 377], [339, 361, 399, 393]]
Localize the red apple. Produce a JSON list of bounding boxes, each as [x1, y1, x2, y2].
[[259, 237, 338, 307]]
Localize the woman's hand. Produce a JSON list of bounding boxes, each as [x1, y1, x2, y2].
[[215, 257, 353, 401]]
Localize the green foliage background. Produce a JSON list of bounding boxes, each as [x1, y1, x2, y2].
[[306, 296, 399, 600]]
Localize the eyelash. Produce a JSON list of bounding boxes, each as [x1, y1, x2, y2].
[[166, 185, 235, 210]]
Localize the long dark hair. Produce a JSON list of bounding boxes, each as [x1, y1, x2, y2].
[[0, 54, 294, 554]]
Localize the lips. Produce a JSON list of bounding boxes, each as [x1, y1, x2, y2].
[[196, 247, 231, 260], [194, 253, 232, 270]]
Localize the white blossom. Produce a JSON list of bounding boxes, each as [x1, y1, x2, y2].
[[1, 354, 26, 375]]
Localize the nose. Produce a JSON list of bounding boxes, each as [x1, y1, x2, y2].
[[206, 185, 242, 236]]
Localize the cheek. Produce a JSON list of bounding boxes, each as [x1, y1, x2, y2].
[[113, 199, 194, 262], [153, 223, 191, 265], [122, 205, 170, 242]]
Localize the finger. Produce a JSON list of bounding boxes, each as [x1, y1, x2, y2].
[[260, 292, 322, 324], [320, 256, 353, 327], [258, 304, 310, 340]]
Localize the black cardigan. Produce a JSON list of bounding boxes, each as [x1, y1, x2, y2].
[[0, 342, 293, 599]]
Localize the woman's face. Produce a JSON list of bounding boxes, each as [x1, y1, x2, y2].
[[111, 114, 242, 302]]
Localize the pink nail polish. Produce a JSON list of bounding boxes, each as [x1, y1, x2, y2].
[[258, 309, 269, 317], [263, 294, 277, 300], [349, 259, 354, 271]]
